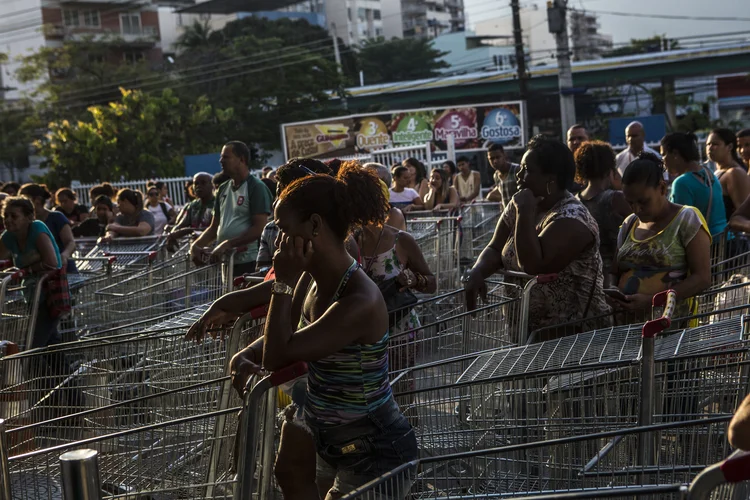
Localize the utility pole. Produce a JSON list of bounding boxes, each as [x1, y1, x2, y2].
[[331, 25, 348, 110], [510, 0, 528, 101], [548, 0, 576, 142]]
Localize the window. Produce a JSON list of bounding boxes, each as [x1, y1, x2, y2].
[[347, 8, 351, 21], [82, 10, 100, 27], [373, 9, 381, 20], [123, 50, 144, 63], [357, 7, 366, 20], [120, 13, 142, 35], [375, 27, 383, 36], [63, 10, 80, 27], [88, 53, 105, 64]]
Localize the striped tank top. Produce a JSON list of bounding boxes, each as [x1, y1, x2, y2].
[[301, 260, 392, 427]]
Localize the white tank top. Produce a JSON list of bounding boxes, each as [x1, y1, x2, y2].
[[456, 173, 476, 200]]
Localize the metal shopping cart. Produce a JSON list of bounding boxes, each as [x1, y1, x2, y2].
[[689, 450, 750, 500], [406, 216, 462, 294], [337, 417, 736, 500], [0, 360, 305, 500], [387, 304, 748, 456], [459, 201, 502, 261]]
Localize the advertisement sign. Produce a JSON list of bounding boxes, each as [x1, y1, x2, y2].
[[281, 101, 526, 160]]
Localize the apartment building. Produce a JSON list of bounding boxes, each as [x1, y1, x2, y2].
[[0, 0, 164, 100], [474, 3, 611, 65], [164, 0, 464, 51]]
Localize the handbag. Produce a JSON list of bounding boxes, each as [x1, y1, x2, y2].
[[378, 277, 418, 330], [44, 268, 71, 319]]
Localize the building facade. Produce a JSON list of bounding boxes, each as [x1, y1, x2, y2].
[[474, 3, 611, 65], [1, 0, 164, 101], [569, 10, 613, 61]]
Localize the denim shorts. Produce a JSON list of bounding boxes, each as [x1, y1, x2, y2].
[[308, 397, 418, 499]]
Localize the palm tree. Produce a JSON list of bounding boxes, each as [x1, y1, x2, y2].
[[175, 20, 213, 52]]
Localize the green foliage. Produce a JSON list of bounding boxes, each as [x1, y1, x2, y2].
[[12, 16, 358, 180], [16, 35, 158, 109], [604, 36, 679, 58], [357, 37, 449, 84], [0, 100, 37, 181], [173, 16, 350, 148], [34, 88, 233, 186]]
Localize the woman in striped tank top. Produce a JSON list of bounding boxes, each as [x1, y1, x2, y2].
[[230, 163, 418, 500]]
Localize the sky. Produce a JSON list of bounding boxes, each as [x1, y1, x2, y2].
[[464, 0, 750, 45]]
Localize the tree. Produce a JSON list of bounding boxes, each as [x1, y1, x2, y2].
[[603, 36, 679, 58], [16, 35, 163, 115], [172, 16, 351, 150], [356, 37, 449, 84], [0, 101, 37, 181], [34, 88, 233, 187], [174, 20, 214, 52]]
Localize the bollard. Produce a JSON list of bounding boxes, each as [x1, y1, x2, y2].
[[60, 449, 102, 500], [0, 420, 12, 500]]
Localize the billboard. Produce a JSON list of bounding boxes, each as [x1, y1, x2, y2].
[[281, 101, 527, 161]]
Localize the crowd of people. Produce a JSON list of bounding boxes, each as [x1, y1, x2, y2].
[[467, 123, 750, 335], [2, 121, 750, 494]]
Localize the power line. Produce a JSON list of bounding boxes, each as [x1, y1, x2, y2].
[[584, 9, 750, 22]]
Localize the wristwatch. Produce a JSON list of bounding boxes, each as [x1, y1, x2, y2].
[[271, 281, 294, 296]]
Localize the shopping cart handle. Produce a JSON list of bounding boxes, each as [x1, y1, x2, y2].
[[721, 450, 750, 482], [107, 256, 117, 265], [249, 304, 268, 320], [269, 361, 308, 387], [537, 273, 558, 284], [148, 251, 159, 261], [0, 260, 12, 270], [642, 290, 677, 338], [11, 268, 28, 280]]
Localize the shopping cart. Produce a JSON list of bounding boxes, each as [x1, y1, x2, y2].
[[689, 450, 750, 500], [0, 360, 304, 500], [338, 417, 734, 500], [406, 216, 462, 294], [387, 304, 748, 456], [0, 268, 72, 351], [387, 274, 556, 399], [92, 255, 236, 330], [0, 306, 267, 429], [459, 201, 502, 261]]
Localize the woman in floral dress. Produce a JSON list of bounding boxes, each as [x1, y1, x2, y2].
[[465, 135, 611, 340], [357, 220, 436, 393]]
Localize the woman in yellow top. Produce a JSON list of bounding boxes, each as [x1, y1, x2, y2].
[[608, 153, 711, 321]]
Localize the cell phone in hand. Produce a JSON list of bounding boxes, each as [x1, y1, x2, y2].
[[604, 288, 628, 301]]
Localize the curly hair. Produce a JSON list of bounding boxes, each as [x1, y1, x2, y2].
[[278, 160, 387, 240], [276, 158, 332, 191], [574, 140, 616, 183]]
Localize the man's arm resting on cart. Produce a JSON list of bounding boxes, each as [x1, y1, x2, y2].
[[211, 213, 268, 258], [730, 393, 750, 451]]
